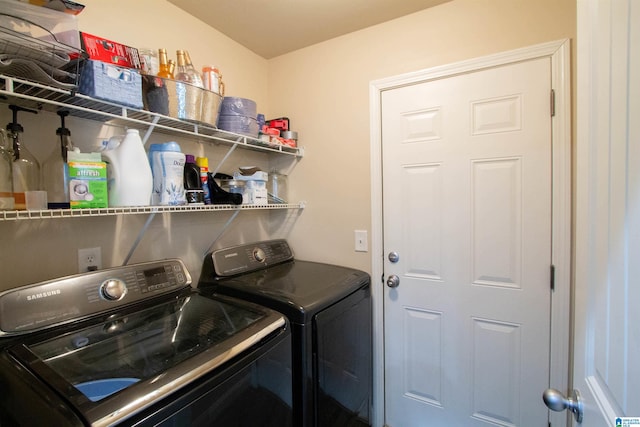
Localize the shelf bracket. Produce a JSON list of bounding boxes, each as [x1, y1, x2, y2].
[[122, 211, 157, 265], [211, 144, 237, 176], [204, 208, 241, 256], [141, 115, 160, 148]]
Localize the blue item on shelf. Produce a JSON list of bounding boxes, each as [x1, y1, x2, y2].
[[218, 97, 257, 117], [79, 60, 143, 109], [217, 115, 259, 137]]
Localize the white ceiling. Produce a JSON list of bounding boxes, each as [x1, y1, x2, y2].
[[168, 0, 451, 59]]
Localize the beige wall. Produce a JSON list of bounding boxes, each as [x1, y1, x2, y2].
[[0, 0, 274, 289], [76, 0, 269, 107], [0, 0, 575, 290], [270, 0, 576, 273]]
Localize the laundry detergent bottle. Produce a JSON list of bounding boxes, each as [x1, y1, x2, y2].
[[101, 129, 153, 207], [148, 142, 187, 206]]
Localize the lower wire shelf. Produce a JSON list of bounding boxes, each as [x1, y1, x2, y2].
[[0, 202, 306, 221]]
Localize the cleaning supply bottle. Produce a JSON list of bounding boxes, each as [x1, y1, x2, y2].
[[7, 105, 39, 210], [183, 154, 203, 204], [101, 129, 153, 207], [148, 142, 187, 206], [0, 129, 14, 210], [41, 110, 74, 209], [195, 156, 211, 204]]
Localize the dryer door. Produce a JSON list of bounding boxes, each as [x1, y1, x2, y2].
[[314, 286, 372, 427]]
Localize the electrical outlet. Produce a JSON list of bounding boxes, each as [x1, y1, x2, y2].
[[78, 247, 102, 272], [354, 230, 368, 252]]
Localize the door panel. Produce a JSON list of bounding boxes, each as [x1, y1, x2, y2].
[[382, 57, 552, 426], [574, 0, 639, 425]]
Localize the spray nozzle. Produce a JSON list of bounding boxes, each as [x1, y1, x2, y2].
[[6, 105, 38, 134], [56, 110, 71, 136]]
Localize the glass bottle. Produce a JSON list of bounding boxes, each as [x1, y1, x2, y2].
[[175, 50, 203, 87], [0, 129, 14, 210], [41, 111, 74, 209], [7, 105, 39, 210], [184, 50, 204, 87], [157, 48, 174, 79]]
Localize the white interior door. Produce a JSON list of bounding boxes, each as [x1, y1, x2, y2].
[[382, 57, 553, 426], [571, 0, 640, 425]]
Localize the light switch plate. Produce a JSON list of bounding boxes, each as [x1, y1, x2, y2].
[[354, 230, 368, 252]]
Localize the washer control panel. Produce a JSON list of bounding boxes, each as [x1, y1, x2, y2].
[[100, 279, 127, 301], [210, 239, 294, 277], [0, 259, 191, 336]]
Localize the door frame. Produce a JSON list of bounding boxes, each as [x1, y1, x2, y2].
[[368, 39, 572, 426]]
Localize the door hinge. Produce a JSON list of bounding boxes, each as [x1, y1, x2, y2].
[[550, 264, 556, 291], [550, 89, 556, 117]]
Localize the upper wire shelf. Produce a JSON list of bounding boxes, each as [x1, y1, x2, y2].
[[0, 74, 303, 157]]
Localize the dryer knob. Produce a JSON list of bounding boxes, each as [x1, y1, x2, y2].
[[253, 248, 266, 263], [100, 279, 127, 301]]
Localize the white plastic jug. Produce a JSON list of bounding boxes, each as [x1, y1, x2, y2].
[[101, 129, 153, 207]]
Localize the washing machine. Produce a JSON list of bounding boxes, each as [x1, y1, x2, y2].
[[198, 239, 372, 427], [0, 259, 292, 426]]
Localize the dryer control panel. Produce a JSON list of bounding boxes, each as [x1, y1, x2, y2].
[[209, 239, 294, 277]]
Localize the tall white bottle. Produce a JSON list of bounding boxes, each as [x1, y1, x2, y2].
[[101, 129, 153, 207]]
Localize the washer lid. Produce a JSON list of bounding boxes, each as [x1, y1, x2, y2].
[[7, 290, 286, 427]]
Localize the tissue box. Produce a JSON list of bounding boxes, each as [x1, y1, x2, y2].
[[67, 152, 108, 208], [79, 60, 143, 108]]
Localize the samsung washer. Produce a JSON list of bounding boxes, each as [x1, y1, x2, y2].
[[0, 259, 292, 426]]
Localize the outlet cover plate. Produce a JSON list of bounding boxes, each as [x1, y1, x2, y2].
[[78, 247, 102, 272]]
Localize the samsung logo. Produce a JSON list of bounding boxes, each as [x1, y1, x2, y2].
[[224, 253, 239, 258], [26, 289, 62, 301]]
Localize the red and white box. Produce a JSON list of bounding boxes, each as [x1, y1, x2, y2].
[[80, 32, 141, 69]]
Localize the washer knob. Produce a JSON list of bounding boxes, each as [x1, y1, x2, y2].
[[100, 279, 127, 301], [253, 247, 266, 263]]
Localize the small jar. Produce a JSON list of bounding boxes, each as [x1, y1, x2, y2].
[[267, 172, 288, 204], [138, 48, 159, 75]]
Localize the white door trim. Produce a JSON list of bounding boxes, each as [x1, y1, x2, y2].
[[369, 39, 572, 427]]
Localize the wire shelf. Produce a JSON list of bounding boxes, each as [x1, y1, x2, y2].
[[0, 74, 303, 157], [0, 202, 306, 221]]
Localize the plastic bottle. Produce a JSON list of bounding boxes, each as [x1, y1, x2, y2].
[[183, 155, 204, 205], [41, 111, 74, 209], [7, 105, 39, 210], [195, 156, 211, 204], [148, 142, 187, 206], [101, 129, 153, 207], [202, 65, 221, 94]]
